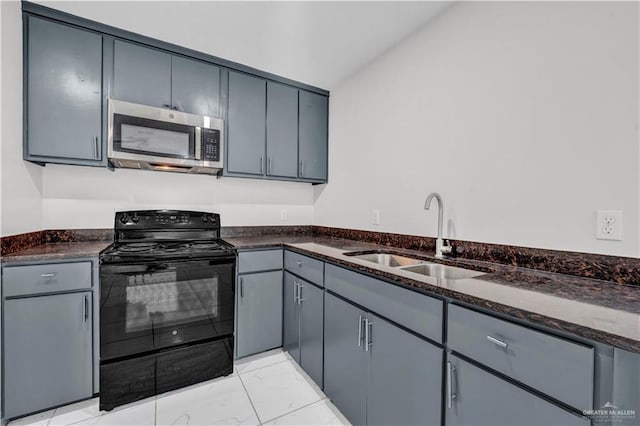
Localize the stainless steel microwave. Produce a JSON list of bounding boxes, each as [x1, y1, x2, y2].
[[108, 99, 224, 175]]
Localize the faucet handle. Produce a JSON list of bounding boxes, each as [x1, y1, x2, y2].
[[441, 239, 453, 255]]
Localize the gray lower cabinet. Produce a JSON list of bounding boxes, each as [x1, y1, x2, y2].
[[298, 91, 328, 182], [324, 292, 442, 426], [112, 40, 221, 116], [236, 270, 283, 358], [282, 272, 324, 387], [25, 16, 103, 165], [446, 354, 590, 426], [226, 71, 267, 175], [4, 292, 93, 419]]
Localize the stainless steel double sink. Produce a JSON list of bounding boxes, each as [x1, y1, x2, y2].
[[343, 251, 485, 280]]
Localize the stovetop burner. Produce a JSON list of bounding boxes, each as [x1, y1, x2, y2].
[[100, 210, 236, 263]]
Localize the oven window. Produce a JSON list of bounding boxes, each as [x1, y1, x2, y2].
[[121, 124, 190, 157], [112, 113, 195, 159], [100, 259, 234, 361]]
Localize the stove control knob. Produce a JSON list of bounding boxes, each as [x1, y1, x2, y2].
[[120, 215, 130, 224], [131, 215, 139, 223], [202, 215, 209, 223]]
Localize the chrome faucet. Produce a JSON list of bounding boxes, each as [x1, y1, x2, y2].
[[424, 192, 452, 258]]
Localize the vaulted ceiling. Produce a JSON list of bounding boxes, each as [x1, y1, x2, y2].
[[34, 1, 451, 89]]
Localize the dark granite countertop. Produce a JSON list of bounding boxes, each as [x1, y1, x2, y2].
[[228, 234, 640, 353], [1, 241, 112, 264]]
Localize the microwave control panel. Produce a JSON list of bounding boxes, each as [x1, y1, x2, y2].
[[201, 128, 220, 162]]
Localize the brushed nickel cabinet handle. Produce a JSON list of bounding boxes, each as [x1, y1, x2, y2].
[[83, 295, 89, 323], [487, 335, 508, 349], [299, 159, 304, 177], [357, 315, 363, 347], [240, 277, 244, 299], [365, 318, 373, 352], [297, 283, 304, 304], [260, 156, 264, 174], [41, 273, 56, 278], [447, 361, 457, 408]]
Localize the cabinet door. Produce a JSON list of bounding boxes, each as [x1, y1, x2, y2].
[[299, 282, 324, 388], [266, 82, 298, 178], [171, 56, 221, 117], [324, 293, 367, 426], [4, 292, 93, 418], [113, 40, 171, 108], [27, 17, 102, 162], [283, 272, 300, 363], [226, 71, 266, 175], [298, 91, 328, 181], [236, 271, 283, 358], [367, 313, 442, 426], [446, 354, 590, 426]]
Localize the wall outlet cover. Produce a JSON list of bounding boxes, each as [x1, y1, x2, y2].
[[596, 210, 622, 241]]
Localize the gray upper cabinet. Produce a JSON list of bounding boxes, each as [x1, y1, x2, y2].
[[4, 292, 93, 419], [226, 71, 266, 175], [236, 270, 283, 358], [113, 41, 221, 117], [171, 56, 221, 117], [26, 17, 103, 164], [113, 40, 172, 108], [298, 91, 328, 182], [266, 82, 298, 178], [446, 354, 590, 426], [226, 78, 329, 183]]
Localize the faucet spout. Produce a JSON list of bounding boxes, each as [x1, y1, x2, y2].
[[424, 192, 443, 240], [424, 192, 451, 258]]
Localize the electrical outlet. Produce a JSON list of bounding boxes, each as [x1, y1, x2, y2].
[[372, 209, 380, 225], [596, 210, 622, 240], [280, 209, 288, 221]]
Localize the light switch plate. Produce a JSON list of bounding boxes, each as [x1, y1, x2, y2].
[[596, 210, 622, 240]]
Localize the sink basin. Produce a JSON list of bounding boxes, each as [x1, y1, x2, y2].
[[400, 263, 484, 280], [345, 252, 425, 268]]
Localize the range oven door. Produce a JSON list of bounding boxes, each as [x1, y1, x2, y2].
[[99, 257, 235, 362]]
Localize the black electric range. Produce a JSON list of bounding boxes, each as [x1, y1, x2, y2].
[[99, 210, 236, 411]]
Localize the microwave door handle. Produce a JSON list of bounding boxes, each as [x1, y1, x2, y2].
[[195, 127, 202, 160]]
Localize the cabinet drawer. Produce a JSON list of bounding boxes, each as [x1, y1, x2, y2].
[[447, 304, 594, 410], [238, 249, 283, 273], [3, 261, 92, 297], [284, 251, 324, 287], [325, 264, 443, 343]]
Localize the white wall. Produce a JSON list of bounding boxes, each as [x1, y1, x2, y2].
[[1, 1, 43, 237], [42, 165, 313, 229], [314, 1, 640, 257]]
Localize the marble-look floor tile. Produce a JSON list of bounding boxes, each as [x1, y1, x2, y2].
[[156, 375, 259, 426], [69, 399, 155, 426], [240, 360, 325, 423], [7, 409, 56, 426], [263, 400, 350, 426], [235, 348, 288, 375], [48, 398, 100, 426]]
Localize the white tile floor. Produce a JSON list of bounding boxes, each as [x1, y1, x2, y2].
[[9, 349, 350, 426]]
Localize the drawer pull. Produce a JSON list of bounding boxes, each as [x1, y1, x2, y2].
[[487, 335, 508, 349], [357, 315, 364, 347], [40, 273, 56, 278], [296, 261, 303, 267]]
